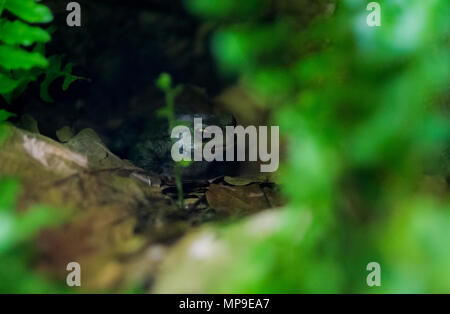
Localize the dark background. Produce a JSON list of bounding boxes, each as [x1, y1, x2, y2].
[[4, 0, 229, 152]]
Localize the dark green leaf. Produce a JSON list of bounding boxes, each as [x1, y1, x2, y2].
[[0, 72, 20, 94], [0, 109, 16, 122], [62, 63, 77, 91], [40, 56, 80, 102]]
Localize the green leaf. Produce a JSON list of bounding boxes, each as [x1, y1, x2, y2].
[[178, 159, 193, 168], [157, 107, 170, 118], [0, 20, 50, 46], [15, 205, 63, 241], [4, 0, 53, 23], [186, 0, 264, 20], [156, 72, 172, 91], [0, 45, 48, 70], [61, 63, 77, 91], [40, 56, 80, 102], [0, 72, 20, 94], [39, 56, 61, 102], [0, 178, 20, 210], [0, 109, 16, 122], [1, 68, 41, 103]]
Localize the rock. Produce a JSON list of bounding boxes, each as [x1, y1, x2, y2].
[[152, 209, 292, 293], [0, 124, 87, 181], [16, 114, 40, 134], [63, 128, 162, 186], [65, 128, 136, 171], [0, 125, 171, 290], [56, 126, 74, 143]]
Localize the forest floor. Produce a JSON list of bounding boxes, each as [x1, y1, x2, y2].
[[0, 124, 283, 292]]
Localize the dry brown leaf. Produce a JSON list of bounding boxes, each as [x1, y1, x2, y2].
[[206, 183, 271, 217]]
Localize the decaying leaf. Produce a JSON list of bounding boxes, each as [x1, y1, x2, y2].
[[206, 183, 273, 217]]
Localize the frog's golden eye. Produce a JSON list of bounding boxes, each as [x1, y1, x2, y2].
[[195, 127, 209, 134]]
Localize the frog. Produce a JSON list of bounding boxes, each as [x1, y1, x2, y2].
[[111, 85, 237, 179]]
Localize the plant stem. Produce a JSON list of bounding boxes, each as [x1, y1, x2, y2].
[[164, 85, 184, 208]]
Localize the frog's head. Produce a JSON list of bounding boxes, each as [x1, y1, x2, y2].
[[128, 85, 237, 178], [173, 113, 236, 178]]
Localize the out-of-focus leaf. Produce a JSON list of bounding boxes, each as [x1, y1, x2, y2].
[[0, 177, 20, 210], [15, 205, 63, 242], [0, 72, 20, 93], [156, 72, 172, 91], [1, 67, 43, 103], [0, 45, 48, 70], [186, 0, 265, 20], [0, 20, 50, 46], [0, 109, 16, 122], [4, 0, 53, 23], [181, 0, 450, 293], [212, 24, 286, 75]]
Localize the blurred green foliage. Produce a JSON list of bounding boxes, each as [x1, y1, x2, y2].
[[0, 109, 66, 292], [0, 0, 81, 103], [0, 1, 71, 293], [184, 0, 267, 21], [0, 177, 66, 293], [186, 0, 450, 292]]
